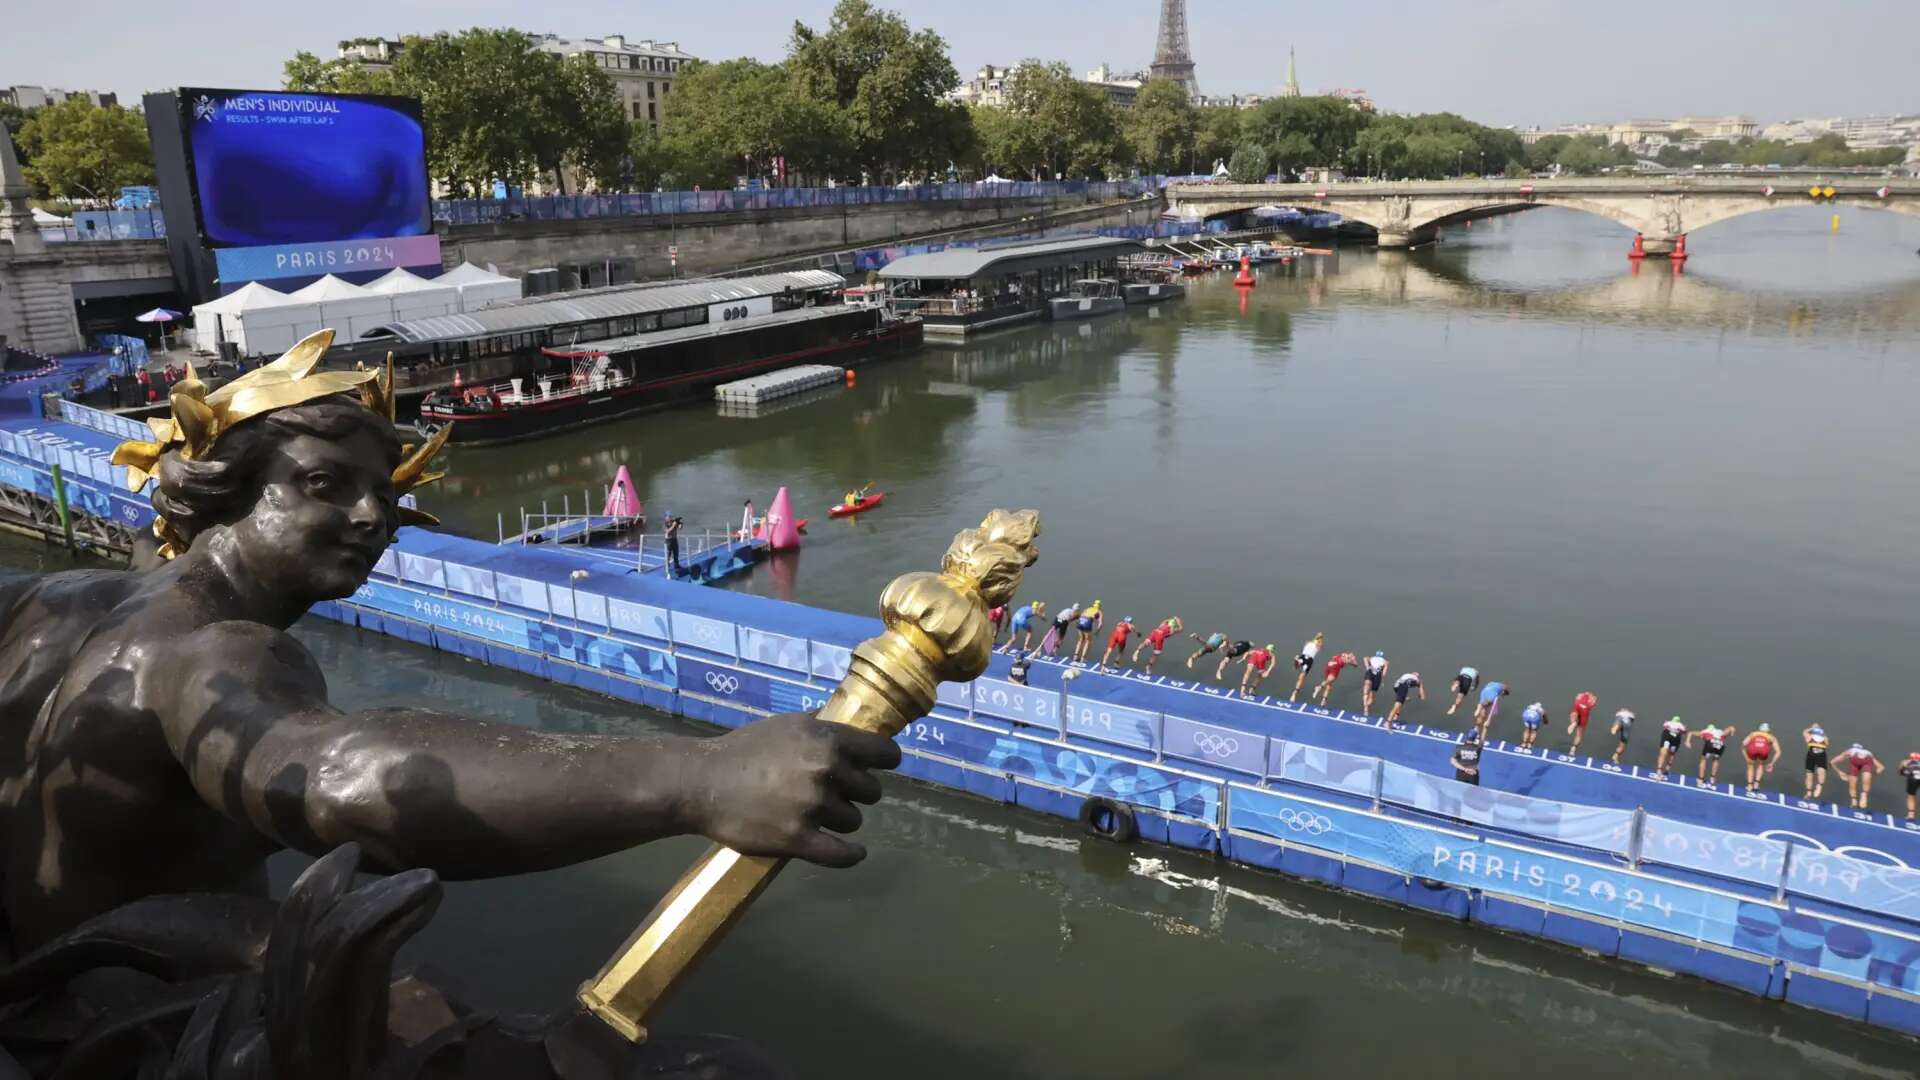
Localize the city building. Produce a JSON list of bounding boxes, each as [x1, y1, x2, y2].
[[1280, 47, 1301, 98], [336, 37, 401, 70], [950, 64, 1011, 108], [1149, 0, 1198, 96], [1762, 114, 1920, 150], [1325, 87, 1376, 112], [1, 85, 117, 109], [1083, 64, 1145, 110], [1514, 115, 1758, 155]]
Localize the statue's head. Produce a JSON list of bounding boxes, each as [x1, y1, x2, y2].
[[113, 330, 449, 600]]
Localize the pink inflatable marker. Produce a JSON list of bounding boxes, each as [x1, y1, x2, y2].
[[603, 465, 643, 521], [764, 486, 802, 551]]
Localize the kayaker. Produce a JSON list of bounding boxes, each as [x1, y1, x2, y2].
[[1072, 601, 1105, 663], [1239, 644, 1278, 697], [1131, 616, 1185, 673], [1289, 633, 1326, 701], [1804, 723, 1832, 800], [842, 482, 874, 509], [1100, 616, 1138, 670], [1185, 630, 1229, 670]]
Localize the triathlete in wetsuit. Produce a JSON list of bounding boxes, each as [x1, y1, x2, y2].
[[1519, 702, 1548, 750], [1803, 723, 1832, 800], [1451, 733, 1484, 786], [1473, 681, 1509, 741], [1131, 616, 1184, 673], [1099, 616, 1137, 670], [1655, 716, 1689, 778], [1310, 651, 1353, 706], [1040, 602, 1079, 657], [1609, 708, 1636, 765], [1742, 724, 1781, 795], [1448, 666, 1481, 716], [1386, 671, 1424, 729], [1361, 652, 1391, 715], [988, 605, 1008, 646], [1071, 601, 1104, 663], [1214, 640, 1254, 681], [1842, 743, 1885, 810], [1696, 724, 1734, 785], [1566, 691, 1598, 754], [1239, 644, 1277, 698], [1901, 753, 1920, 821], [1290, 633, 1326, 702], [1005, 600, 1045, 653], [1187, 631, 1228, 670]]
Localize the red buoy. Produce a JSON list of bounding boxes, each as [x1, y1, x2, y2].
[[1671, 234, 1689, 262], [844, 368, 856, 384], [1233, 255, 1255, 287], [1628, 234, 1647, 260]]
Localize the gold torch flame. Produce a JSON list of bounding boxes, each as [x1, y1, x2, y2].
[[578, 509, 1041, 1041]]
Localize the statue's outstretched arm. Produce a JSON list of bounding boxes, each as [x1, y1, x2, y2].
[[156, 621, 899, 877]]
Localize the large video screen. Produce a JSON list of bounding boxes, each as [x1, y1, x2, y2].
[[179, 88, 430, 248]]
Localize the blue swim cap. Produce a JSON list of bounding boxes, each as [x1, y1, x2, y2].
[[1374, 650, 1385, 658], [1123, 615, 1133, 623]]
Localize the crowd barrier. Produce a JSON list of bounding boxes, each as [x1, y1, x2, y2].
[[433, 178, 1163, 227], [7, 406, 1920, 1032]]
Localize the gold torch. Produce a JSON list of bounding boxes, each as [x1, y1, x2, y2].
[[578, 508, 1042, 1041]]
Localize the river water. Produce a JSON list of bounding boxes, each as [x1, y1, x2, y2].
[[8, 206, 1920, 1075]]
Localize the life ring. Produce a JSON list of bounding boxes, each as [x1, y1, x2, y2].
[[1078, 797, 1137, 843]]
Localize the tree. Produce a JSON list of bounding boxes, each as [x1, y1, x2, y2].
[[1553, 136, 1611, 176], [16, 98, 153, 200], [1239, 96, 1368, 172], [1125, 78, 1196, 175], [282, 52, 393, 95], [998, 61, 1127, 180], [540, 55, 632, 191], [1269, 132, 1317, 179], [1226, 142, 1269, 183], [787, 0, 966, 180]]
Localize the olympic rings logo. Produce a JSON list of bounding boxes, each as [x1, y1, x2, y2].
[[1192, 731, 1241, 757], [1276, 808, 1334, 836], [705, 672, 741, 695]]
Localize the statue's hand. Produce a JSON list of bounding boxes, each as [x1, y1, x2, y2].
[[683, 713, 902, 867]]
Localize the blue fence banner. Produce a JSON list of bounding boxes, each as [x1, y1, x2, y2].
[[970, 678, 1059, 729], [397, 553, 446, 590], [442, 562, 496, 602], [608, 598, 670, 641], [739, 626, 810, 673], [493, 572, 549, 613], [809, 641, 851, 681], [935, 678, 971, 713], [671, 611, 737, 657], [1381, 763, 1635, 855], [992, 737, 1218, 821], [1641, 814, 1788, 888], [1161, 714, 1268, 776], [1787, 846, 1920, 922], [1272, 742, 1377, 797], [678, 657, 768, 712], [350, 580, 532, 650], [1063, 696, 1158, 752], [371, 550, 398, 579]]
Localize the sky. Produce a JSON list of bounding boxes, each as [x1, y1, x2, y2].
[[1, 0, 1912, 127]]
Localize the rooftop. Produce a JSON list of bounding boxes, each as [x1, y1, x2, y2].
[[876, 236, 1146, 281]]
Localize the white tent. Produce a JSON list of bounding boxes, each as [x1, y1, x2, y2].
[[188, 281, 296, 355], [363, 267, 459, 323], [437, 262, 521, 312], [288, 275, 397, 344], [230, 288, 323, 358]]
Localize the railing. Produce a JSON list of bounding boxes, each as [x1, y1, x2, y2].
[[40, 207, 167, 243], [433, 178, 1163, 227]]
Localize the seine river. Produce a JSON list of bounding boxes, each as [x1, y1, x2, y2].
[[9, 205, 1919, 1075]]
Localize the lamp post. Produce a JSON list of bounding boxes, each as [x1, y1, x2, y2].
[[1058, 668, 1080, 741], [569, 568, 590, 628]]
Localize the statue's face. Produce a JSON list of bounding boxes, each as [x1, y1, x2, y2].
[[227, 427, 399, 602]]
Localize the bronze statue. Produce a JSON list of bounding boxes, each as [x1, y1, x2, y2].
[[0, 331, 923, 1077]]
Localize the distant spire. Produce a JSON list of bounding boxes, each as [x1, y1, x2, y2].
[[0, 126, 44, 253], [1282, 46, 1302, 98]]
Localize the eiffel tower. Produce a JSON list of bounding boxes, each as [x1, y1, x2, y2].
[[1150, 0, 1198, 96]]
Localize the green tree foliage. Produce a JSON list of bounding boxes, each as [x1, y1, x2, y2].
[[659, 59, 848, 188], [1654, 133, 1904, 170], [285, 29, 635, 194], [16, 98, 154, 199], [1124, 79, 1197, 175], [1552, 136, 1613, 176], [968, 103, 1022, 178], [787, 0, 968, 179], [1192, 106, 1242, 175], [996, 61, 1128, 180], [1240, 96, 1368, 172], [1226, 142, 1269, 183]]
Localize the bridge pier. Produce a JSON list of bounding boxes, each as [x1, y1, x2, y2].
[[1638, 235, 1678, 258], [1376, 230, 1415, 250]]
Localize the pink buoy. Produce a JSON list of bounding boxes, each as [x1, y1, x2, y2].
[[764, 486, 802, 551], [603, 465, 643, 520]]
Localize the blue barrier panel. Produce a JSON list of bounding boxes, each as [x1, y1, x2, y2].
[[671, 611, 737, 657], [1063, 696, 1157, 752], [809, 640, 851, 680], [442, 562, 495, 602], [1788, 847, 1920, 922], [989, 736, 1218, 821], [549, 582, 607, 624], [1272, 743, 1377, 798], [371, 550, 398, 580], [608, 597, 670, 641], [739, 626, 810, 674], [111, 495, 150, 527], [935, 678, 971, 714], [971, 678, 1059, 730], [494, 572, 549, 613], [678, 657, 769, 712], [1381, 763, 1634, 855], [1162, 714, 1266, 776], [1641, 813, 1788, 888], [398, 553, 446, 590], [350, 580, 532, 650]]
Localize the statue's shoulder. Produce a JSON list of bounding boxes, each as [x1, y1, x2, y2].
[[0, 567, 140, 634]]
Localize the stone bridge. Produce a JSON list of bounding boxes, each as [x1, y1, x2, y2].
[[1168, 176, 1920, 254]]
